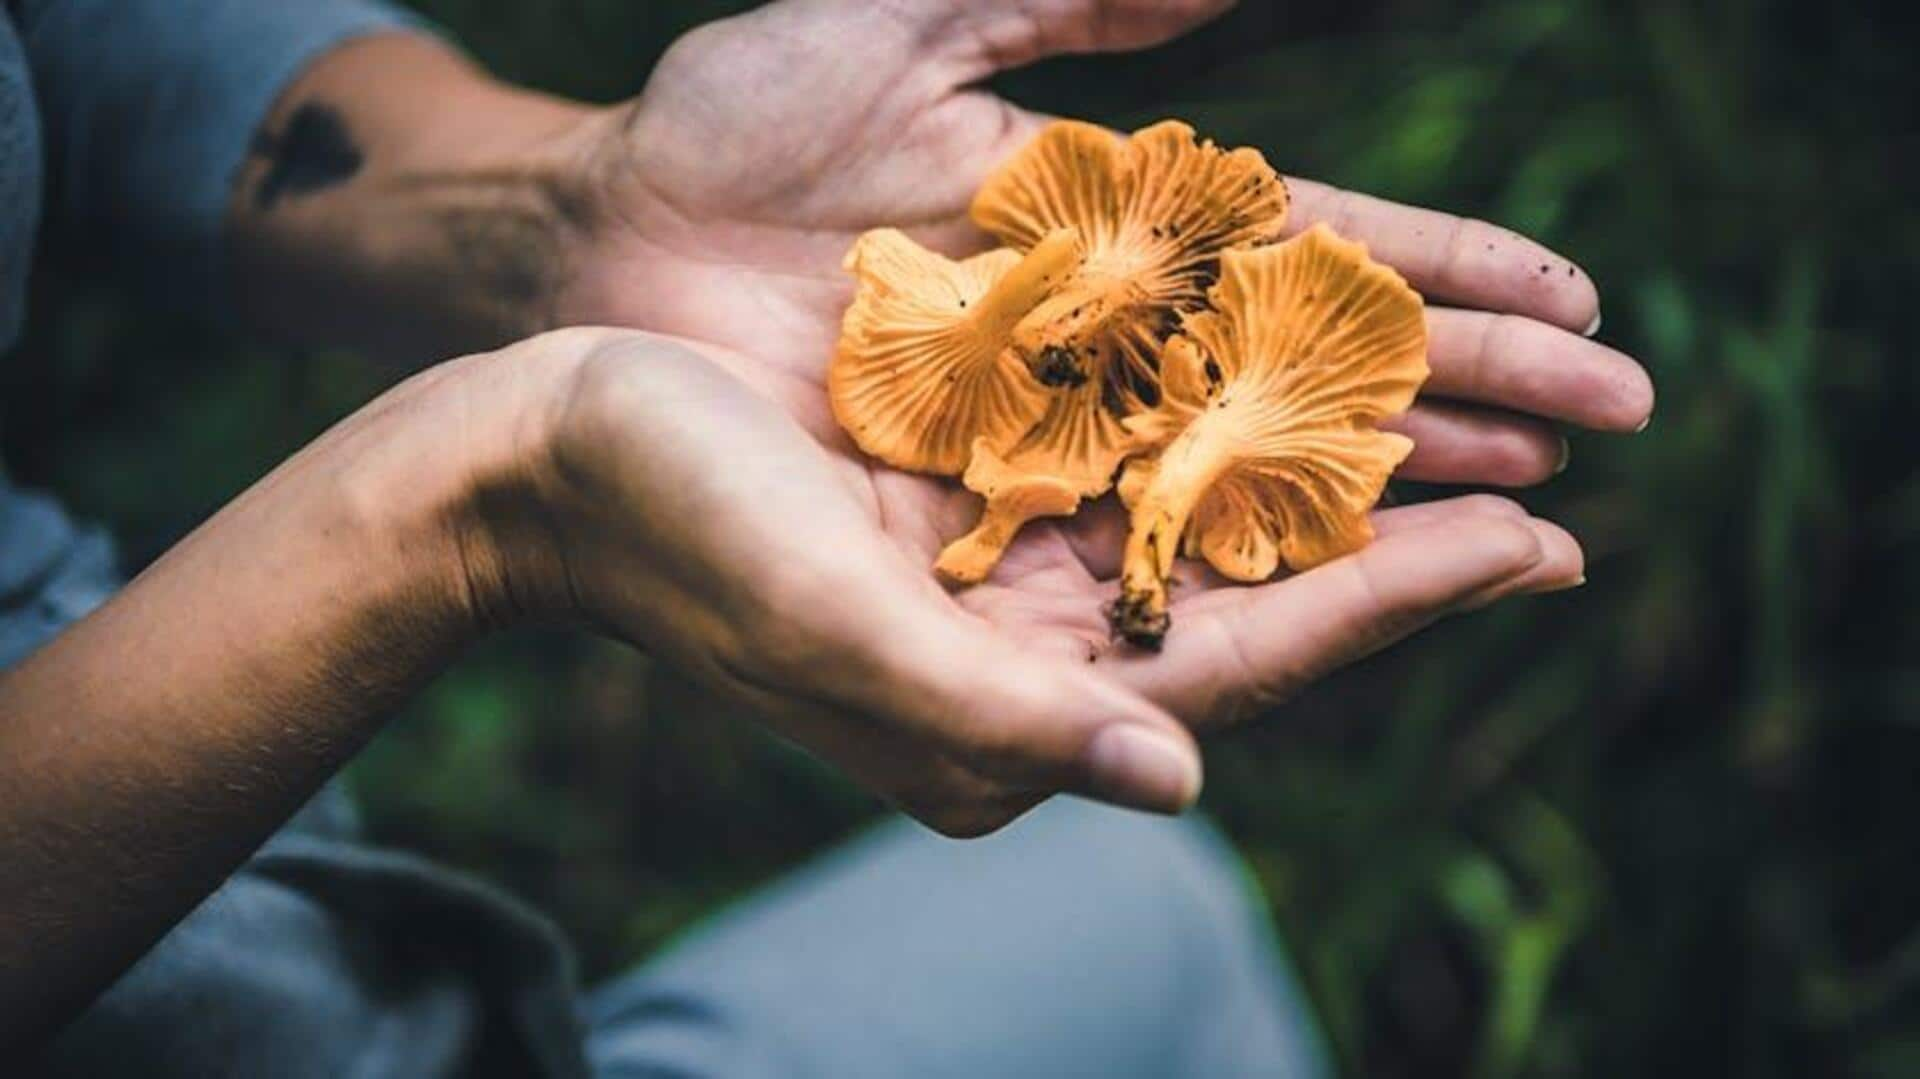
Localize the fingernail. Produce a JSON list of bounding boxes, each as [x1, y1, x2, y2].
[[1634, 412, 1651, 433], [1554, 437, 1572, 475], [1083, 725, 1202, 813], [1583, 311, 1602, 338], [1538, 573, 1586, 593]]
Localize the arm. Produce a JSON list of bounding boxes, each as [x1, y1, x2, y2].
[[225, 34, 606, 359], [0, 338, 530, 1046], [18, 0, 603, 361]]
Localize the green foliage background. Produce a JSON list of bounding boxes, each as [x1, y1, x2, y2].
[[5, 1, 1917, 1074]]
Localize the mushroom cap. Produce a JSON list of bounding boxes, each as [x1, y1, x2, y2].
[[971, 118, 1291, 366], [1112, 224, 1428, 644], [1130, 424, 1416, 578], [829, 228, 1070, 475], [934, 121, 1292, 589], [1169, 225, 1427, 424], [962, 119, 1292, 509]]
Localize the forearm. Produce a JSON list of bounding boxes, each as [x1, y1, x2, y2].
[[228, 34, 617, 361], [0, 348, 558, 1046]]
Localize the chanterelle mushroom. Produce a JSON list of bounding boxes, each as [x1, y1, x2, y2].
[[933, 440, 1082, 583], [830, 226, 1085, 475], [934, 120, 1292, 582], [1108, 224, 1431, 649]]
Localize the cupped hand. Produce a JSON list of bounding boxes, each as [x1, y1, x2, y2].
[[557, 0, 1646, 570], [505, 329, 1579, 836], [560, 0, 1653, 464]]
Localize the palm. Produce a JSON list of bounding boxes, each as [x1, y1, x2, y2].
[[578, 3, 1020, 367]]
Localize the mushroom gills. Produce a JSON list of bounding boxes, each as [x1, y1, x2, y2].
[[828, 227, 1084, 476], [1107, 225, 1430, 648]]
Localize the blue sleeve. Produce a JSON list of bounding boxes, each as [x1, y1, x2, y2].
[[14, 0, 436, 312]]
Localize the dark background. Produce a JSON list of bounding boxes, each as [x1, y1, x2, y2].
[[5, 1, 1918, 1075]]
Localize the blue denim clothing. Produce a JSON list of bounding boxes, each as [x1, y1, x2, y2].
[[32, 768, 1328, 1077], [1, 3, 1328, 1075], [581, 798, 1328, 1079], [3, 0, 428, 326], [0, 0, 428, 649], [0, 481, 114, 668]]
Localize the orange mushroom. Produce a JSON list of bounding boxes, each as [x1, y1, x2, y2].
[[932, 441, 1082, 582], [934, 120, 1293, 582], [830, 226, 1085, 475], [1107, 224, 1430, 649], [972, 119, 1292, 387]]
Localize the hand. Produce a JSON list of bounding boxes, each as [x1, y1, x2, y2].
[[560, 0, 1653, 464], [489, 329, 1585, 836], [553, 0, 1649, 597]]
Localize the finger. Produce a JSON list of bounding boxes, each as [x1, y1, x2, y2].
[[1285, 178, 1600, 333], [810, 584, 1204, 815], [1425, 308, 1654, 431], [990, 402, 1567, 584], [1166, 494, 1563, 612], [1388, 401, 1567, 487], [1370, 492, 1530, 537], [927, 0, 1239, 80], [1490, 516, 1583, 596], [1069, 489, 1534, 584], [1105, 514, 1556, 728]]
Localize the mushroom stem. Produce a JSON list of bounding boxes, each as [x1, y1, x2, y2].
[[1009, 273, 1145, 388], [935, 457, 1083, 584], [935, 507, 1025, 585], [1110, 416, 1240, 649], [968, 228, 1083, 338]]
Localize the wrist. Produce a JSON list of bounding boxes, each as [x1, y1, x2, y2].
[[324, 334, 601, 642]]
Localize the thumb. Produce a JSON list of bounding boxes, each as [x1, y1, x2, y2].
[[825, 600, 1204, 815]]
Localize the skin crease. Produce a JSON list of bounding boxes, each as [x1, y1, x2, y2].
[[1, 0, 1653, 1051]]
